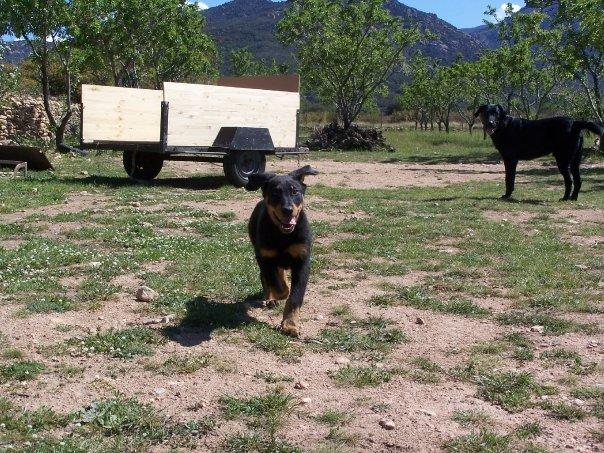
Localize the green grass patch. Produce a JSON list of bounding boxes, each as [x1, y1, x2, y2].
[[145, 354, 212, 375], [329, 365, 399, 388], [445, 430, 511, 453], [395, 286, 490, 318], [475, 371, 547, 413], [244, 322, 303, 362], [451, 410, 492, 429], [496, 311, 598, 335], [0, 360, 45, 382], [65, 327, 165, 359], [24, 296, 75, 314]]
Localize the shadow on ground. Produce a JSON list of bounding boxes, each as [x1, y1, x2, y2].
[[162, 293, 264, 346], [62, 174, 230, 190], [380, 152, 501, 165]]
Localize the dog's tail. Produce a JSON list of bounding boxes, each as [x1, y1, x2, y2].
[[572, 121, 604, 152]]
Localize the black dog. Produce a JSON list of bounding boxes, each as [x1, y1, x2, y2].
[[475, 104, 603, 200], [246, 165, 319, 337]]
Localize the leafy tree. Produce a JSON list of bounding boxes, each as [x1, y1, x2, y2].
[[228, 48, 289, 77], [530, 0, 604, 123], [485, 4, 562, 119], [278, 0, 419, 130], [71, 0, 218, 89], [0, 0, 75, 150], [397, 53, 434, 130], [0, 42, 17, 97]]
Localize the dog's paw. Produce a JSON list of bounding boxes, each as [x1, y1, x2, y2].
[[279, 320, 300, 338], [500, 194, 512, 200], [266, 299, 281, 309], [559, 197, 570, 202]]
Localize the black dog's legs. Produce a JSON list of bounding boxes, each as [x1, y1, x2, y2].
[[502, 159, 518, 199], [570, 147, 583, 201], [281, 258, 310, 337], [556, 158, 573, 201], [259, 261, 289, 302]]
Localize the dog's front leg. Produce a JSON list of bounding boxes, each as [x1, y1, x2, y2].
[[259, 263, 289, 306], [502, 159, 518, 199], [280, 258, 310, 338]]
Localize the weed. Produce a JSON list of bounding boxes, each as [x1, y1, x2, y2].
[[396, 286, 490, 317], [542, 401, 587, 421], [65, 327, 165, 358], [316, 409, 352, 426], [329, 365, 398, 387], [244, 322, 303, 361], [497, 311, 597, 335], [445, 430, 511, 452], [146, 354, 212, 375], [451, 410, 492, 429], [24, 296, 75, 314], [476, 371, 540, 412], [0, 360, 45, 382], [514, 422, 541, 439]]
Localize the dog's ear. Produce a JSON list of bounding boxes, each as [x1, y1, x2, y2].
[[289, 165, 319, 183], [474, 105, 487, 118], [496, 104, 507, 117], [246, 172, 276, 192]]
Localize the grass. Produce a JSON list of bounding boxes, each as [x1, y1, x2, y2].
[[0, 360, 45, 382], [475, 371, 544, 413], [445, 430, 511, 453], [244, 322, 303, 361], [496, 311, 598, 335], [395, 286, 490, 318], [220, 389, 298, 452], [316, 317, 408, 356], [451, 410, 492, 429], [145, 353, 212, 375], [329, 365, 399, 387], [316, 409, 352, 426], [410, 357, 444, 384], [65, 327, 165, 359], [542, 401, 587, 421]]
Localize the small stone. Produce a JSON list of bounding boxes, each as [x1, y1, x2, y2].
[[154, 388, 166, 396], [415, 317, 425, 325], [379, 419, 395, 430], [530, 325, 544, 334], [294, 380, 309, 390], [80, 170, 88, 176], [161, 314, 174, 323], [300, 397, 312, 405], [130, 201, 142, 207], [314, 314, 324, 321], [89, 261, 101, 268], [335, 357, 350, 365], [136, 286, 158, 302], [97, 316, 104, 321], [420, 410, 435, 417], [142, 317, 161, 325], [574, 398, 585, 405]]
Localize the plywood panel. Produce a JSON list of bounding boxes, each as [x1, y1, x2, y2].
[[81, 85, 163, 143], [164, 82, 299, 148]]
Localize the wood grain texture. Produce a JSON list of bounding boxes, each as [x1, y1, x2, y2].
[[81, 85, 163, 143], [163, 82, 299, 148]]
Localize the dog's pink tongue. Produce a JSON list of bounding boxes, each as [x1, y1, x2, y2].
[[285, 217, 297, 227]]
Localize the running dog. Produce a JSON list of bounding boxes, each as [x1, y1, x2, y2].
[[475, 104, 603, 200], [246, 165, 319, 337]]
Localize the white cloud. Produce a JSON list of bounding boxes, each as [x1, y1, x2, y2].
[[495, 3, 521, 20], [188, 0, 209, 10]]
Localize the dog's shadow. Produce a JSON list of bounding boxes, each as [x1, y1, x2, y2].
[[162, 293, 265, 346]]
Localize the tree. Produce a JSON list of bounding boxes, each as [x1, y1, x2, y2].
[[0, 0, 75, 150], [71, 0, 218, 89], [0, 42, 17, 97], [229, 48, 288, 77], [278, 0, 419, 130], [397, 53, 433, 130], [529, 0, 604, 123], [485, 4, 562, 119]]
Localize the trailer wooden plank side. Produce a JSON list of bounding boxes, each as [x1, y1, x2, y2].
[[163, 82, 300, 149], [81, 85, 163, 144]]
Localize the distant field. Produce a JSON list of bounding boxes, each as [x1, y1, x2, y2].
[[0, 132, 602, 452]]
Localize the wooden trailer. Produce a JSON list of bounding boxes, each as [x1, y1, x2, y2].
[[80, 75, 305, 186]]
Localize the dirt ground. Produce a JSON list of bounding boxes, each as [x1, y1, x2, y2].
[[1, 156, 603, 452]]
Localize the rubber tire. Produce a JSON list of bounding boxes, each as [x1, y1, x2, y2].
[[223, 150, 266, 187], [123, 151, 163, 181]]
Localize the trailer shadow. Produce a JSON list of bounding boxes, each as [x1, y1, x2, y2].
[[161, 293, 264, 346], [62, 174, 230, 190]]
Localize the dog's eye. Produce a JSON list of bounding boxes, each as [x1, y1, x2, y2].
[[291, 186, 299, 195]]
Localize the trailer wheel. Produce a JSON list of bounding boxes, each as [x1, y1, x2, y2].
[[123, 151, 163, 181], [223, 150, 266, 187]]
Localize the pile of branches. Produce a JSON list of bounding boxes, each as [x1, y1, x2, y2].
[[306, 122, 391, 151]]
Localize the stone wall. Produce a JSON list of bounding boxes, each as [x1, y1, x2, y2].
[[0, 95, 80, 144]]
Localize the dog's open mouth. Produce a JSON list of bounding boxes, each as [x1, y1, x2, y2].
[[279, 216, 297, 234]]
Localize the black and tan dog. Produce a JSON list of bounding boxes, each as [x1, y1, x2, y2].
[[246, 165, 319, 337], [475, 104, 603, 200]]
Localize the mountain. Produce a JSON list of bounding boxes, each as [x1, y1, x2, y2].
[[1, 41, 31, 64], [205, 0, 486, 72], [463, 4, 558, 48]]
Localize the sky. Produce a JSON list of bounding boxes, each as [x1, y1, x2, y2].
[[2, 0, 525, 41]]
